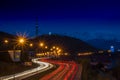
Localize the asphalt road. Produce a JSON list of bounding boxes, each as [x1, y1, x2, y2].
[[40, 59, 82, 80], [0, 58, 53, 80]]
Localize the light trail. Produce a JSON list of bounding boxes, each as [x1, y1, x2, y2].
[[40, 59, 81, 80], [0, 58, 53, 80]]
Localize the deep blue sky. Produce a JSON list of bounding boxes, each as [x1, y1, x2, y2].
[[0, 0, 120, 40]]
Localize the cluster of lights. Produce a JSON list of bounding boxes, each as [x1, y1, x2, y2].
[[3, 36, 27, 47], [50, 46, 62, 56], [3, 34, 68, 58], [4, 38, 26, 45], [36, 46, 68, 57]]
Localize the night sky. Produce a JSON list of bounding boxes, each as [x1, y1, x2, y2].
[[0, 0, 120, 40]]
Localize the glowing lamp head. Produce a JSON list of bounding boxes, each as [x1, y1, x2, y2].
[[56, 47, 59, 50], [40, 43, 44, 47], [4, 40, 8, 43], [30, 43, 33, 47], [53, 46, 55, 49], [45, 46, 48, 49], [19, 38, 25, 44], [58, 49, 61, 52]]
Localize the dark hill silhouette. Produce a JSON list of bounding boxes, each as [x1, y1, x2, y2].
[[0, 31, 16, 50], [0, 31, 97, 54], [0, 31, 97, 61], [31, 34, 97, 56], [0, 31, 15, 39]]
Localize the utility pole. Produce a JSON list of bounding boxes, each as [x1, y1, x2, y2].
[[35, 17, 39, 57]]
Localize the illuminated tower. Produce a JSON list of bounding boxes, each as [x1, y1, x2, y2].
[[110, 45, 114, 53], [35, 17, 39, 37], [49, 32, 52, 35]]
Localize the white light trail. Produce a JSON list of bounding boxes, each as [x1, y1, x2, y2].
[[0, 58, 53, 80]]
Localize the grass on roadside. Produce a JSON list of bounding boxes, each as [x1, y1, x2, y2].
[[0, 62, 39, 77]]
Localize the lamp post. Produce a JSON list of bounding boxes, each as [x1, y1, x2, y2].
[[45, 46, 48, 57], [4, 39, 9, 50], [13, 37, 26, 62], [39, 42, 44, 56], [18, 38, 25, 54], [29, 43, 34, 58], [13, 38, 25, 80]]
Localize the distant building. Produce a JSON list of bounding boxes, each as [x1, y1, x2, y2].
[[110, 46, 114, 53], [49, 32, 52, 35]]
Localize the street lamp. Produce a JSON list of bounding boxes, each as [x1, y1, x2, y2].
[[19, 38, 25, 44], [53, 46, 55, 49], [4, 40, 9, 48], [56, 47, 59, 50], [40, 42, 44, 47], [13, 38, 25, 79], [39, 42, 44, 56], [15, 37, 27, 62], [45, 46, 48, 49], [12, 33, 27, 79], [4, 39, 8, 43], [29, 43, 33, 47], [58, 49, 61, 52]]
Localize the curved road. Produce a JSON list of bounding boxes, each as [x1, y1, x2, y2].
[[0, 58, 53, 80], [40, 59, 82, 80]]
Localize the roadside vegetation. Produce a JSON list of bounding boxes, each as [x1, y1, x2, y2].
[[76, 58, 112, 80], [0, 61, 39, 77]]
